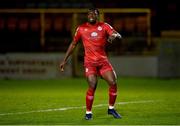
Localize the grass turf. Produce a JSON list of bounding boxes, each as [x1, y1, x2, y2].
[[0, 77, 180, 125]]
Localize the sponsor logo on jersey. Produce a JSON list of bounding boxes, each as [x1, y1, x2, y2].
[[91, 32, 98, 37], [97, 26, 102, 31]]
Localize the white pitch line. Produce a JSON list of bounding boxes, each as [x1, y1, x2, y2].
[[0, 100, 156, 116]]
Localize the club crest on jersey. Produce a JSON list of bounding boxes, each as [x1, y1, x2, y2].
[[97, 26, 102, 31], [91, 32, 98, 37]]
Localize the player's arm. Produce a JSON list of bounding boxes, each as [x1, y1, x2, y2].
[[59, 41, 78, 72], [104, 23, 122, 43], [107, 31, 122, 43]]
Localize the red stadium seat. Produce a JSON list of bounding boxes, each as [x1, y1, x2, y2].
[[30, 18, 40, 31], [113, 18, 124, 32], [124, 17, 136, 33], [53, 16, 63, 31], [136, 16, 147, 33], [19, 18, 29, 31], [45, 17, 52, 32], [7, 17, 17, 31]]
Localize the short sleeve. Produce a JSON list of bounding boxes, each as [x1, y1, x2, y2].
[[73, 26, 81, 43], [104, 23, 116, 36]]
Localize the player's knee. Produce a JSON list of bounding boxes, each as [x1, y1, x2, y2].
[[89, 80, 97, 89], [87, 75, 97, 89], [108, 79, 117, 85]]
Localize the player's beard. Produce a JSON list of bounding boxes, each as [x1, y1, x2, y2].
[[88, 18, 97, 24]]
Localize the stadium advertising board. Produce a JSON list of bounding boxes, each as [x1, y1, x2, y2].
[[0, 53, 72, 79]]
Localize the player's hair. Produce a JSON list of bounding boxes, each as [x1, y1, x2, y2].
[[88, 8, 99, 15]]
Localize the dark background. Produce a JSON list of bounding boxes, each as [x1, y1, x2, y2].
[[0, 0, 179, 53], [0, 0, 179, 32]]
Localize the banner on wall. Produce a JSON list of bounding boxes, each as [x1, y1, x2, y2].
[[0, 53, 72, 79]]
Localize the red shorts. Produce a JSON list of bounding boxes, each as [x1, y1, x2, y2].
[[84, 60, 114, 77]]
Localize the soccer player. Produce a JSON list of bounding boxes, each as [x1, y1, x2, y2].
[[60, 8, 122, 120]]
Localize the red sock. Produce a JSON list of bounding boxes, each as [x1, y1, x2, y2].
[[86, 87, 95, 111], [109, 84, 117, 106]]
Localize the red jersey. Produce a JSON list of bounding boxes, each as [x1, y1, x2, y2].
[[73, 22, 115, 63]]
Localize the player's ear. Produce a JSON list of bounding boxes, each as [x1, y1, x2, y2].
[[95, 13, 100, 20], [96, 15, 99, 21], [95, 10, 99, 18]]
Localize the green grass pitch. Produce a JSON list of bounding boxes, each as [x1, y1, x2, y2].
[[0, 77, 180, 125]]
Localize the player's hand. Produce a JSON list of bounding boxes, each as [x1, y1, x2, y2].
[[107, 35, 116, 43], [59, 61, 66, 72], [107, 33, 122, 43]]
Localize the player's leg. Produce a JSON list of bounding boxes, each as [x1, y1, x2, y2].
[[101, 70, 118, 108], [86, 74, 97, 112], [101, 66, 122, 118], [84, 64, 98, 120], [85, 74, 97, 120]]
